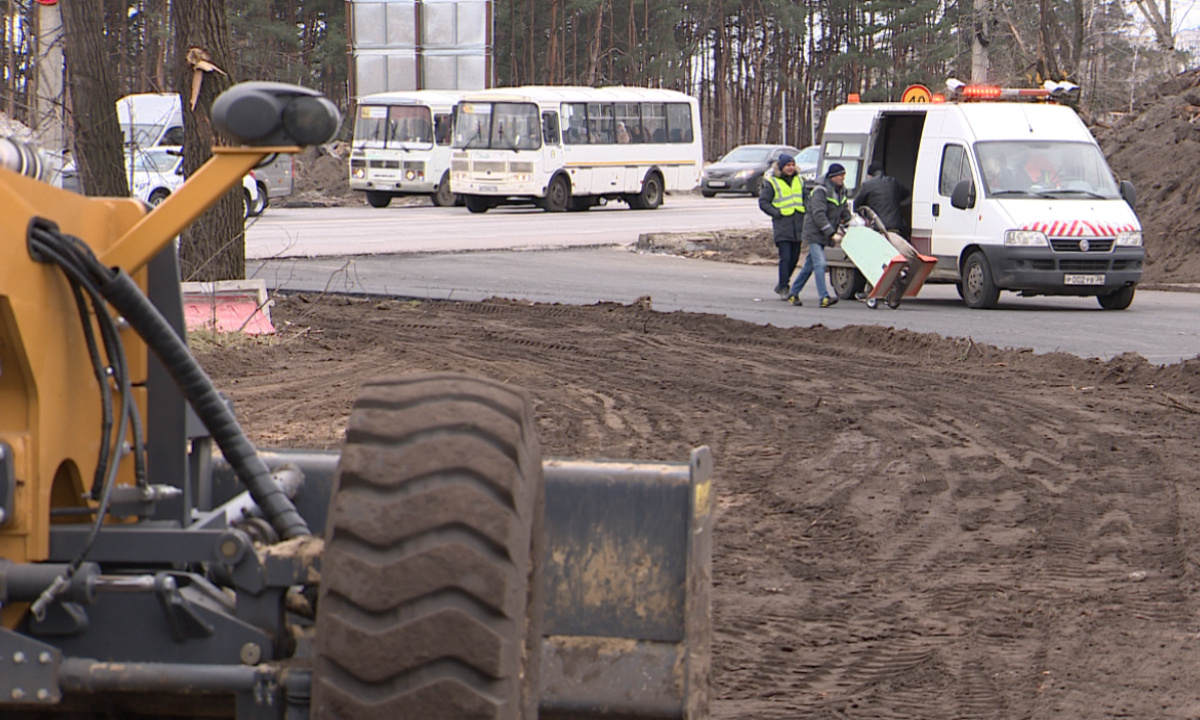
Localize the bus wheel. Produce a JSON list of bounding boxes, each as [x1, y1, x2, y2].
[[543, 176, 570, 212], [432, 172, 457, 207], [366, 191, 392, 209], [464, 195, 491, 214], [629, 172, 663, 210]]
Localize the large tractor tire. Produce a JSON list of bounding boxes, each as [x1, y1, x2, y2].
[[312, 374, 546, 720]]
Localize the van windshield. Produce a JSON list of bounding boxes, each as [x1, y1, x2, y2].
[[453, 102, 542, 151], [975, 141, 1121, 199], [122, 123, 163, 150], [354, 104, 434, 149]]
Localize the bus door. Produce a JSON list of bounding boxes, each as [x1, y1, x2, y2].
[[541, 110, 562, 169], [561, 102, 592, 191]]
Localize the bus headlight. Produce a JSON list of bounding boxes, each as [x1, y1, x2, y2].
[[1116, 230, 1143, 246], [1004, 230, 1048, 247], [510, 173, 532, 182]]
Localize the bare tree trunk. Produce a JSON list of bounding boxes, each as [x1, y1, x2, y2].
[[972, 0, 991, 82], [1131, 0, 1174, 51], [547, 0, 561, 84], [61, 0, 128, 197], [172, 0, 243, 282]]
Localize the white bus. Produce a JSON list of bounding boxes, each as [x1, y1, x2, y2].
[[349, 90, 464, 208], [450, 86, 703, 212]]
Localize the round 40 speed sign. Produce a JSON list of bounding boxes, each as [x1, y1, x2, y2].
[[901, 84, 932, 103]]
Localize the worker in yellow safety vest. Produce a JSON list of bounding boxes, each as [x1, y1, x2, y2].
[[758, 153, 806, 300]]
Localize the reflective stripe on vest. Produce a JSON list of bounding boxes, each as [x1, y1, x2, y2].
[[769, 175, 806, 216]]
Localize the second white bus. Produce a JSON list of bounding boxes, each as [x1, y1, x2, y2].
[[349, 90, 464, 208], [450, 86, 703, 212]]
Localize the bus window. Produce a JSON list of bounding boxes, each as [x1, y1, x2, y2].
[[434, 113, 452, 145], [454, 102, 493, 149], [542, 112, 561, 145], [355, 105, 390, 146], [666, 103, 693, 143], [562, 103, 588, 145], [616, 103, 641, 143], [588, 103, 614, 144], [489, 102, 541, 151], [642, 103, 667, 143], [388, 105, 433, 146]]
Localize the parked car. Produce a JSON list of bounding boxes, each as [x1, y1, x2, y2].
[[130, 148, 263, 218], [795, 144, 821, 182], [59, 148, 264, 219], [700, 144, 801, 197]]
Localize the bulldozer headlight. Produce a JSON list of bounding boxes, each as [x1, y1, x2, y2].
[[213, 82, 341, 147]]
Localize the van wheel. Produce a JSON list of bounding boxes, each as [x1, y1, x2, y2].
[[366, 191, 392, 208], [464, 195, 491, 214], [542, 175, 570, 212], [432, 172, 457, 207], [148, 189, 170, 208], [829, 266, 866, 300], [1097, 284, 1136, 310], [312, 374, 545, 720], [962, 251, 1000, 309], [628, 172, 663, 210]]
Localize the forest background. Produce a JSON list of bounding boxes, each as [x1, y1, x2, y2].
[[1, 0, 1194, 163]]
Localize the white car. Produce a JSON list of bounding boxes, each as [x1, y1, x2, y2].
[[127, 147, 264, 218]]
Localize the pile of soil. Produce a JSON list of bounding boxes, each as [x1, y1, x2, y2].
[[200, 293, 1200, 719], [276, 141, 360, 208], [1095, 69, 1200, 286]]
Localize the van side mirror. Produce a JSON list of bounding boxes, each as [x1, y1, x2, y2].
[[950, 178, 975, 209], [1119, 180, 1136, 209]]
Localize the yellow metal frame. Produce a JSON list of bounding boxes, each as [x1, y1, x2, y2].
[[0, 147, 298, 609]]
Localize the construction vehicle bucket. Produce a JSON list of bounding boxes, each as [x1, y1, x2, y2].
[[213, 446, 714, 719]]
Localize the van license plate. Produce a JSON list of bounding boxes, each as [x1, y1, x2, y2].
[[1064, 274, 1105, 286]]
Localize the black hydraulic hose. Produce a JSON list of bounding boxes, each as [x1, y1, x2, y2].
[[97, 269, 310, 540]]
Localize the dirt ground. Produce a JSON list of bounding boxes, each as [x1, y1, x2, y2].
[[194, 71, 1200, 718], [199, 290, 1200, 719]]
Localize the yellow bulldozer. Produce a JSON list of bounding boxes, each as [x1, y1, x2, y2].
[[0, 83, 712, 720]]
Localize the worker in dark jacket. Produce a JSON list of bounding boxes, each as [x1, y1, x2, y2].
[[854, 161, 910, 234], [789, 163, 851, 308], [758, 153, 805, 300]]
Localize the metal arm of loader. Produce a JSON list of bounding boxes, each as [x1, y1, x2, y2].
[[103, 147, 299, 273]]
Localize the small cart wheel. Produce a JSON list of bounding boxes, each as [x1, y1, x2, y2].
[[866, 298, 879, 309]]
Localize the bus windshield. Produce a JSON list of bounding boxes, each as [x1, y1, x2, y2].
[[453, 102, 542, 151], [354, 104, 434, 149], [975, 141, 1121, 198]]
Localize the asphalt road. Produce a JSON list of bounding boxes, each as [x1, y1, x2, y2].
[[245, 200, 1200, 365], [246, 193, 768, 259]]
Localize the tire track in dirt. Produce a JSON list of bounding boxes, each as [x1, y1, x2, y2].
[[201, 295, 1200, 720]]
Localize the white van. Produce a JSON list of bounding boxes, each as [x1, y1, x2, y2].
[[116, 93, 295, 205], [821, 83, 1144, 309]]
